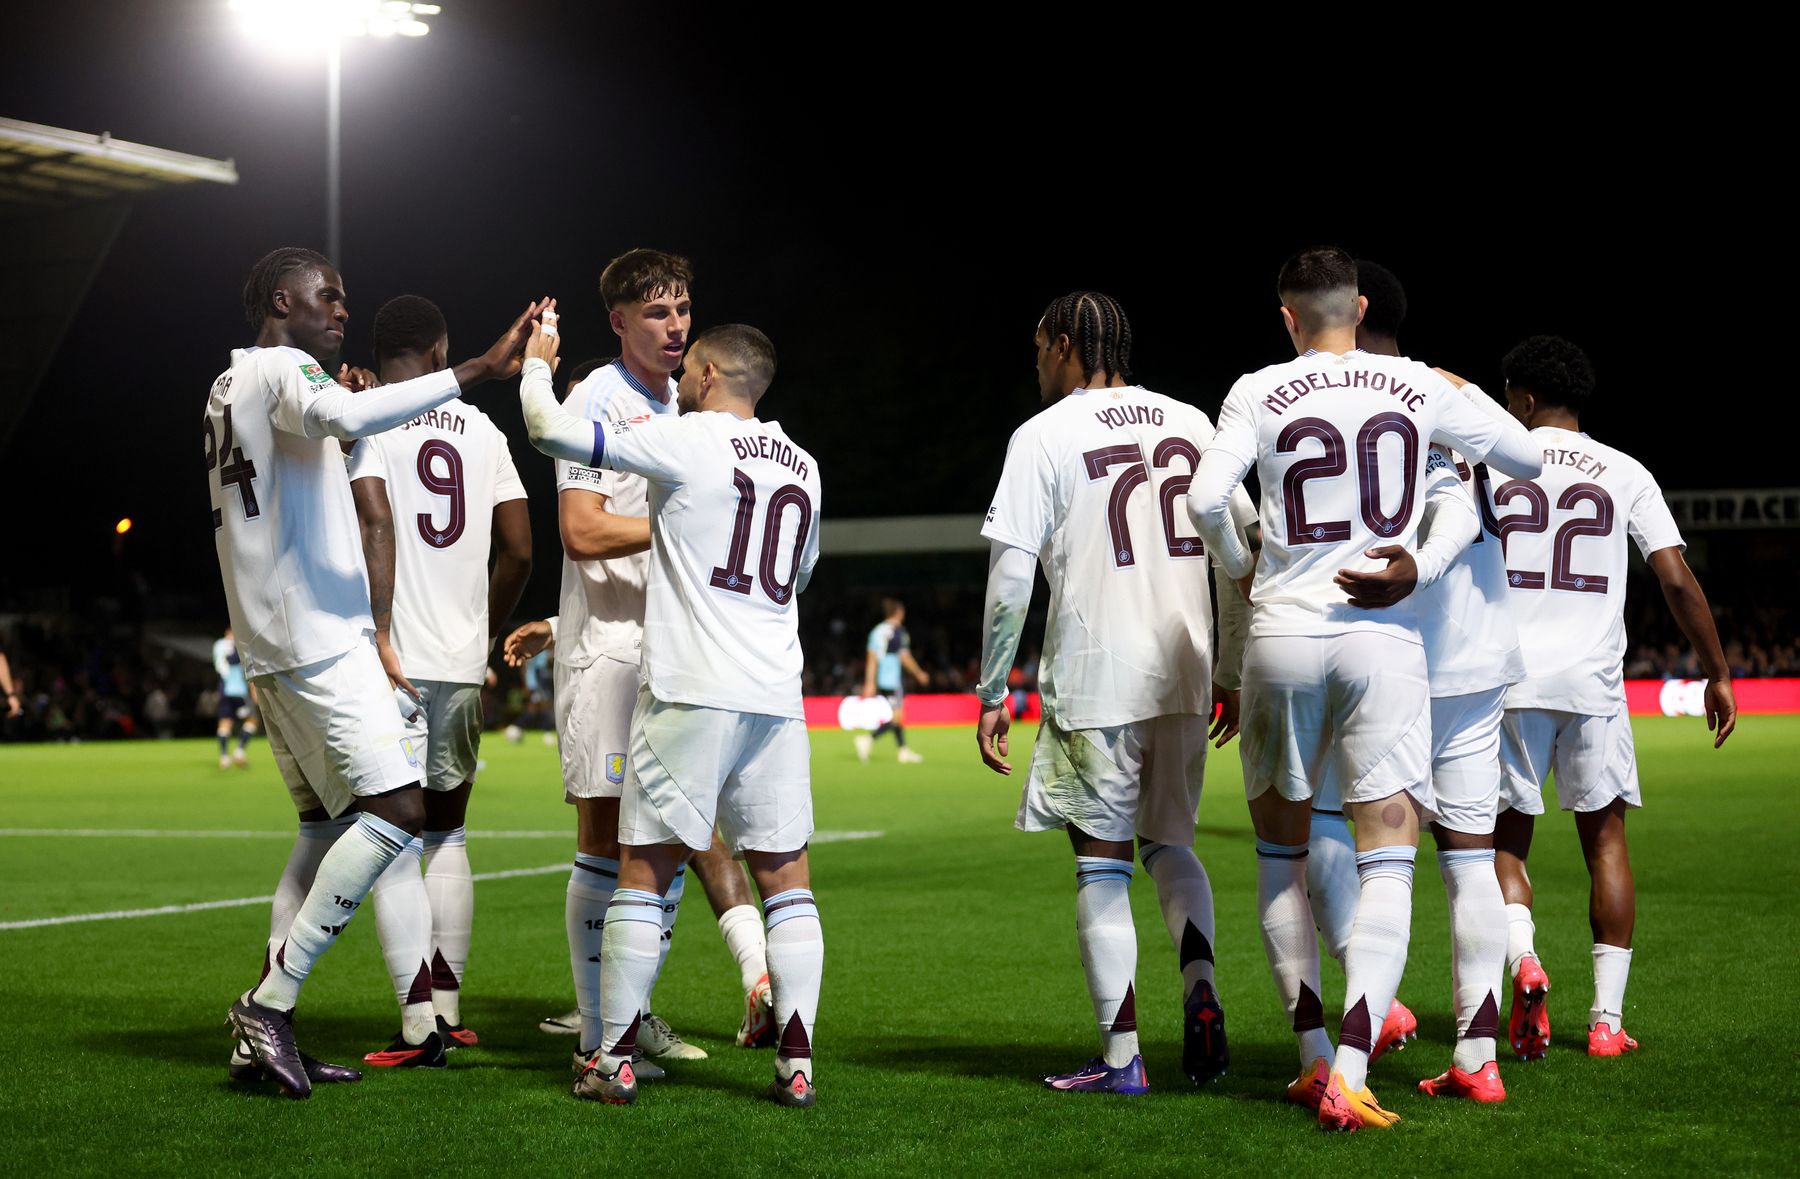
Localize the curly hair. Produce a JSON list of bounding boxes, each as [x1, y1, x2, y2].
[[372, 295, 447, 362], [1355, 259, 1407, 338], [242, 246, 332, 331], [598, 248, 693, 310], [1040, 291, 1133, 384], [1501, 335, 1595, 412]]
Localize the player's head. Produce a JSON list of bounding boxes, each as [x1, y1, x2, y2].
[[1354, 258, 1406, 353], [372, 295, 449, 376], [677, 324, 776, 414], [223, 626, 233, 639], [1276, 247, 1365, 347], [599, 248, 693, 379], [882, 596, 904, 623], [1034, 291, 1133, 403], [243, 247, 345, 364], [1501, 335, 1595, 425]]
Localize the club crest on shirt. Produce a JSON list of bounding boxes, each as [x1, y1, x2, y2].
[[299, 363, 332, 386], [606, 753, 625, 784]]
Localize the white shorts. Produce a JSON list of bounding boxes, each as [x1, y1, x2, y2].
[[1239, 631, 1434, 816], [413, 679, 482, 793], [1500, 704, 1641, 815], [556, 655, 637, 801], [255, 635, 430, 819], [619, 687, 813, 854], [1428, 687, 1505, 835], [1019, 713, 1209, 847]]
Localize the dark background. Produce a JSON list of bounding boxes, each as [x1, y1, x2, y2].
[[2, 4, 1789, 729]]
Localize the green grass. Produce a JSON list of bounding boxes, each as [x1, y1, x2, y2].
[[2, 718, 1797, 1176]]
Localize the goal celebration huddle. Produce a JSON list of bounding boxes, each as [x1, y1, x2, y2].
[[204, 243, 1735, 1130]]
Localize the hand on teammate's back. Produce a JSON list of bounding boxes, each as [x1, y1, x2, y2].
[[1333, 546, 1419, 609]]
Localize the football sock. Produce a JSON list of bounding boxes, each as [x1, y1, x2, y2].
[[1306, 810, 1360, 966], [872, 721, 894, 742], [266, 815, 354, 968], [237, 728, 254, 751], [218, 734, 230, 757], [595, 888, 665, 1068], [1590, 944, 1633, 1032], [254, 812, 410, 1012], [422, 826, 472, 1026], [1439, 848, 1505, 1071], [371, 835, 435, 1044], [892, 723, 907, 748], [1073, 856, 1139, 1068], [648, 866, 686, 1001], [1256, 838, 1331, 1067], [764, 888, 823, 1081], [566, 854, 617, 1055], [717, 903, 770, 991], [1140, 842, 1217, 998], [1335, 845, 1417, 1091], [1505, 902, 1538, 975]]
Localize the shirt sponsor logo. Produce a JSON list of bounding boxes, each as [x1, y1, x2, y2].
[[565, 466, 605, 485], [1425, 449, 1452, 475], [606, 753, 625, 784], [300, 363, 333, 385]]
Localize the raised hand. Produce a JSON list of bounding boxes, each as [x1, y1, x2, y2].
[[1334, 545, 1419, 609], [456, 297, 548, 389], [525, 299, 561, 371], [336, 364, 380, 392]]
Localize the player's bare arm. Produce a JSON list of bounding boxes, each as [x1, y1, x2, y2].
[[1648, 546, 1738, 747], [502, 618, 554, 667], [351, 473, 418, 700], [0, 651, 19, 717], [900, 649, 930, 688], [488, 498, 533, 648], [860, 650, 879, 699], [558, 489, 650, 561]]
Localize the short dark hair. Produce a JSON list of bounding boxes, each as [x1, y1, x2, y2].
[[598, 248, 694, 310], [1040, 291, 1133, 383], [1501, 335, 1595, 412], [372, 295, 447, 363], [881, 597, 904, 617], [242, 246, 332, 331], [1276, 247, 1359, 328], [1355, 259, 1407, 337], [693, 324, 776, 398]]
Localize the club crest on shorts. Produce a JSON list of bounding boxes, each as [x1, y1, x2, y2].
[[606, 753, 625, 784]]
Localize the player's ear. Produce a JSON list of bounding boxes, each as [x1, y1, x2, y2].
[[432, 336, 449, 373], [1054, 332, 1072, 363], [609, 308, 627, 339], [1354, 294, 1368, 326], [1279, 305, 1296, 335], [270, 287, 290, 319]]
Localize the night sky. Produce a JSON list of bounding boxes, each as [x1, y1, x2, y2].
[[0, 5, 1773, 621]]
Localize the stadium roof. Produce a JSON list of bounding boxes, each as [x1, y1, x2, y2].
[[0, 117, 237, 209]]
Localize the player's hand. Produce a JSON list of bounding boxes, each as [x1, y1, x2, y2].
[[1335, 546, 1418, 608], [525, 300, 562, 370], [375, 632, 420, 702], [4, 693, 20, 718], [913, 669, 931, 688], [859, 685, 876, 699], [465, 298, 547, 386], [336, 364, 380, 392], [976, 700, 1012, 775], [1210, 684, 1241, 748], [1433, 366, 1470, 388], [1705, 677, 1737, 748], [503, 619, 554, 667]]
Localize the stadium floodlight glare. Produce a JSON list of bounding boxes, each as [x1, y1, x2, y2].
[[227, 1, 440, 261], [114, 518, 133, 535]]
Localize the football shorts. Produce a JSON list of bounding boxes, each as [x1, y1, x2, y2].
[[412, 679, 482, 793], [619, 686, 813, 854], [1239, 631, 1433, 816], [255, 633, 430, 818], [556, 655, 637, 801], [1428, 687, 1505, 835], [1499, 704, 1641, 815], [1018, 712, 1209, 847]]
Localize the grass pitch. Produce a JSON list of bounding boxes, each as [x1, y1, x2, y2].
[[2, 718, 1796, 1176]]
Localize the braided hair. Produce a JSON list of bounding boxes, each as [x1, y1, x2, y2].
[[1040, 291, 1133, 384], [242, 246, 332, 331]]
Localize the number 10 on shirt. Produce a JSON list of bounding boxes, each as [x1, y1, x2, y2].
[[709, 467, 814, 604]]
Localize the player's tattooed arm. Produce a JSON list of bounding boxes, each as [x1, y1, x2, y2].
[[351, 475, 418, 700], [1648, 546, 1738, 748], [976, 542, 1036, 775]]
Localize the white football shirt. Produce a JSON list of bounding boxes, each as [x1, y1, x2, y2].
[[347, 398, 527, 684], [552, 361, 676, 669], [205, 345, 458, 676], [598, 408, 821, 719], [1491, 427, 1683, 715], [1415, 383, 1527, 698], [982, 385, 1247, 730], [1198, 351, 1533, 641]]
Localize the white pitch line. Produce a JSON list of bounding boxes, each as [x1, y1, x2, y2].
[[0, 828, 571, 840], [0, 830, 883, 932]]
